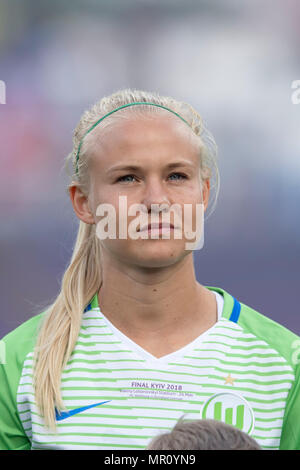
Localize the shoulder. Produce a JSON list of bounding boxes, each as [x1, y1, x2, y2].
[[208, 285, 299, 369], [238, 298, 299, 369], [215, 287, 300, 450], [219, 290, 300, 371], [0, 313, 46, 450], [1, 312, 46, 367]]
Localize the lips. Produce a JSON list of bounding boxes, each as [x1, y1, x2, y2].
[[139, 222, 174, 232]]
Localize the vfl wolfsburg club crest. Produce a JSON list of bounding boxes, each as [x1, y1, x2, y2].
[[201, 392, 255, 435]]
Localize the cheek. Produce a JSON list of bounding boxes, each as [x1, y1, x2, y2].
[[190, 181, 204, 205], [175, 186, 203, 208], [93, 191, 138, 238], [91, 187, 119, 216], [172, 178, 203, 199]]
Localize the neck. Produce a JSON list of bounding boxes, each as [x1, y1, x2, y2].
[[97, 251, 216, 338]]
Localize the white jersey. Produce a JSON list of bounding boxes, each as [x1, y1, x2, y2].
[[1, 286, 300, 450]]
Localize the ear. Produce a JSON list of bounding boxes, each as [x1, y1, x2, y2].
[[202, 179, 210, 212], [68, 183, 95, 225]]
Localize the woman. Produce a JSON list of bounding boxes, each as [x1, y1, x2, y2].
[[0, 88, 299, 450]]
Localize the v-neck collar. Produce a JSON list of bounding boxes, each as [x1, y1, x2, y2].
[[86, 285, 238, 364]]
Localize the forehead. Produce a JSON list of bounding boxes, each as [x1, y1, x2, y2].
[[89, 114, 201, 169]]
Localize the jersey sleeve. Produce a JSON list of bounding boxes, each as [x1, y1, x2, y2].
[[236, 299, 300, 450], [280, 360, 300, 450], [0, 313, 44, 450], [0, 337, 30, 449]]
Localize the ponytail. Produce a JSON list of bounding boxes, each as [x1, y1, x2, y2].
[[33, 222, 102, 431]]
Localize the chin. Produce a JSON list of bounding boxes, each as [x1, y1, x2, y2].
[[102, 238, 190, 269], [128, 240, 189, 268]]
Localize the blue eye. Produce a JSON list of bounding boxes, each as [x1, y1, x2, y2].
[[116, 173, 187, 183], [116, 174, 136, 183], [168, 172, 187, 181]]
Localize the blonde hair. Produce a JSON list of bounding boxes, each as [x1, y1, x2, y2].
[[32, 88, 220, 432]]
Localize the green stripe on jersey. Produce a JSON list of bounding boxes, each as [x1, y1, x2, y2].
[[1, 286, 300, 450]]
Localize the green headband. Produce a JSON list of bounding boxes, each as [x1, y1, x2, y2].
[[75, 101, 191, 175]]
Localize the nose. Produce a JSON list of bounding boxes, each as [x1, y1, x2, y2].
[[141, 178, 170, 214]]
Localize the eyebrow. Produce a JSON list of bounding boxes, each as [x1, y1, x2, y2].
[[106, 161, 196, 174]]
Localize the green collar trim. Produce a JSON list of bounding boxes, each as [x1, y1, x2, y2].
[[205, 286, 235, 320]]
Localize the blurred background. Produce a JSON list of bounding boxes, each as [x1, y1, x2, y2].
[[0, 0, 299, 338]]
